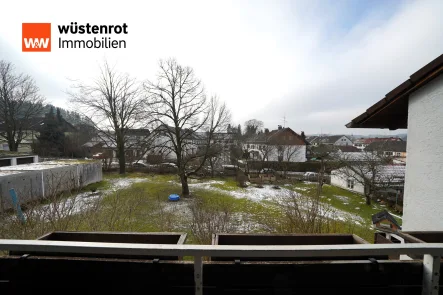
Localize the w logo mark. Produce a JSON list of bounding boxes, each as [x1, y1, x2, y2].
[[22, 23, 51, 52], [24, 38, 50, 49]]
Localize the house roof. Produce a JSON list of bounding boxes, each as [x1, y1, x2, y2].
[[267, 128, 309, 145], [310, 135, 350, 145], [353, 137, 402, 145], [346, 54, 443, 130], [305, 136, 318, 143], [337, 145, 360, 153], [372, 210, 402, 230], [365, 141, 407, 153], [246, 127, 308, 145]]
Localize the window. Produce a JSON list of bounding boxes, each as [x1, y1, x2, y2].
[[385, 151, 393, 156], [347, 178, 354, 189], [396, 152, 401, 156]]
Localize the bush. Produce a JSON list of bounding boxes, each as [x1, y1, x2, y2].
[[188, 195, 236, 244]]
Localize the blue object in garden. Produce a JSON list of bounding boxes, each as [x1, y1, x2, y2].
[[168, 194, 180, 202], [9, 188, 26, 224]]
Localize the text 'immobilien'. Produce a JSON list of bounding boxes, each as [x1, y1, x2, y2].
[[58, 22, 128, 49]]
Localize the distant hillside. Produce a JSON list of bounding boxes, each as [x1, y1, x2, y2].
[[42, 104, 87, 126]]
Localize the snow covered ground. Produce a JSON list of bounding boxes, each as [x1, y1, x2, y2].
[[186, 179, 364, 223]]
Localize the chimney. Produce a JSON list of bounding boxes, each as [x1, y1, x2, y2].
[[278, 125, 282, 130]]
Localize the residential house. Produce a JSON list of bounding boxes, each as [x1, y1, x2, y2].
[[331, 165, 405, 197], [243, 126, 308, 162], [309, 135, 353, 146], [353, 137, 403, 150], [83, 128, 151, 162], [364, 141, 407, 159], [346, 54, 443, 231]]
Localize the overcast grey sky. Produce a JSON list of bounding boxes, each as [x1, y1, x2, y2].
[[1, 0, 442, 135]]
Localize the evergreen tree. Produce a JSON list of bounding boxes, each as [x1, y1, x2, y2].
[[56, 107, 63, 122], [37, 108, 65, 156]]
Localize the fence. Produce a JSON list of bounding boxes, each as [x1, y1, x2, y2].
[[0, 239, 441, 295], [0, 161, 102, 212]]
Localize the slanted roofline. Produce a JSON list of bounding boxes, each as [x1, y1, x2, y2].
[[346, 54, 443, 130]]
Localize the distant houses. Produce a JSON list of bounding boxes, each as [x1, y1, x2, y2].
[[307, 135, 353, 146], [353, 137, 402, 150], [364, 141, 407, 159]]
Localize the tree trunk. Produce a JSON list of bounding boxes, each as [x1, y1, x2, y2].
[[364, 184, 372, 205], [365, 194, 371, 205], [210, 159, 214, 178], [317, 158, 325, 195], [8, 138, 17, 152], [180, 173, 190, 197], [117, 135, 126, 174]]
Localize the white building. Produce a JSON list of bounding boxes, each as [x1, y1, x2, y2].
[[331, 165, 405, 195], [346, 54, 443, 231]]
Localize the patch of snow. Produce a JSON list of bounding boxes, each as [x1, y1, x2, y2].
[[109, 178, 148, 190], [334, 195, 350, 202], [293, 187, 309, 191]]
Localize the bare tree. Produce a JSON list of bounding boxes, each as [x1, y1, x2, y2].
[[332, 150, 399, 205], [144, 59, 230, 196], [69, 61, 144, 174], [244, 119, 263, 137], [276, 144, 304, 177], [309, 145, 336, 195], [0, 60, 45, 151]]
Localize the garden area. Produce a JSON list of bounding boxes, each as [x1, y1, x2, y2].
[[0, 172, 402, 244]]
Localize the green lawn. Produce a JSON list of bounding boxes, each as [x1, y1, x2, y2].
[[289, 182, 402, 225], [1, 173, 398, 244]]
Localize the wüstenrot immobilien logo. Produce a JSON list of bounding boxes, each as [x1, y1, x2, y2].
[[22, 23, 51, 52]]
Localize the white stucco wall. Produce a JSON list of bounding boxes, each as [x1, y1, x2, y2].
[[330, 168, 365, 195], [403, 74, 443, 231], [268, 145, 307, 162]]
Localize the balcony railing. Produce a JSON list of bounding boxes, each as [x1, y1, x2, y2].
[[0, 239, 442, 295]]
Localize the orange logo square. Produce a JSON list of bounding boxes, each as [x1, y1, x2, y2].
[[22, 23, 51, 52]]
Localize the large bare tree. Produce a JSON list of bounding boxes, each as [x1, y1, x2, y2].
[[69, 61, 144, 174], [144, 59, 230, 196], [0, 60, 45, 151]]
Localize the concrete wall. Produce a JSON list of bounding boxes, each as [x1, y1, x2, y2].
[[403, 75, 443, 231], [0, 161, 102, 212], [330, 168, 365, 195]]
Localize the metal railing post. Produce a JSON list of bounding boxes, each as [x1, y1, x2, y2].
[[422, 254, 441, 295], [194, 256, 203, 295]]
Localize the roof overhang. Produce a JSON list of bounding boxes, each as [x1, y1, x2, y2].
[[346, 54, 443, 130]]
